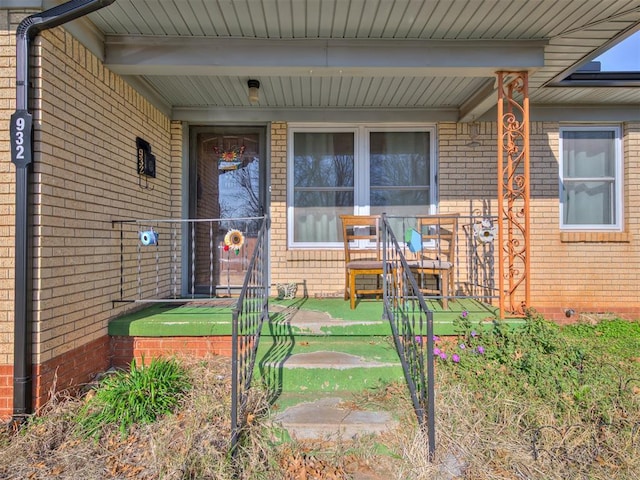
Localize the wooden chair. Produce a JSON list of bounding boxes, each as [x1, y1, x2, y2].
[[339, 215, 385, 309], [408, 214, 459, 309]]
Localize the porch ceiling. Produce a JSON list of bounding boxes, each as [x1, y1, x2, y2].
[[75, 0, 640, 120]]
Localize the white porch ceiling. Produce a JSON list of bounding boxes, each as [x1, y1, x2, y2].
[[71, 0, 640, 120]]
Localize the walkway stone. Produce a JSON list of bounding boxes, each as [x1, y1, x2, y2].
[[278, 350, 399, 369], [273, 397, 398, 441]]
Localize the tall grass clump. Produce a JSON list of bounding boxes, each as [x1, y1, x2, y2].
[[429, 311, 640, 479], [76, 357, 191, 439]]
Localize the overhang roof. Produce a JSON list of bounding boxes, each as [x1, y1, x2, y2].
[[50, 0, 640, 121]]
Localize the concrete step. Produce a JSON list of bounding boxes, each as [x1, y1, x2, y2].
[[260, 335, 406, 441], [257, 337, 404, 393], [272, 395, 398, 441]]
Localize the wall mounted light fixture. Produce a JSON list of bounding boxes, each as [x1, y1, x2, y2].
[[247, 79, 260, 103], [466, 121, 481, 148]]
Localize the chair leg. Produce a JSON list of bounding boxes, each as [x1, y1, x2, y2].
[[344, 269, 349, 301], [449, 269, 455, 303], [441, 272, 449, 310], [349, 273, 357, 309]]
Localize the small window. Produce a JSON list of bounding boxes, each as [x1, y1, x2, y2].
[[559, 126, 623, 230]]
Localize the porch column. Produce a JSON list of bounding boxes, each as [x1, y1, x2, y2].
[[496, 72, 531, 318]]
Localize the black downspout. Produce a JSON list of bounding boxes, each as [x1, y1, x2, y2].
[[10, 0, 116, 423]]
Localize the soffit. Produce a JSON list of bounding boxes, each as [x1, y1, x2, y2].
[[78, 0, 640, 118]]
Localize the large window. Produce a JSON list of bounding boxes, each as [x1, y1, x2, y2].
[[288, 125, 436, 246], [559, 126, 622, 230]]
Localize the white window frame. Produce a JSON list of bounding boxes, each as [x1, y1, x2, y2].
[[559, 125, 623, 231], [287, 123, 437, 248]]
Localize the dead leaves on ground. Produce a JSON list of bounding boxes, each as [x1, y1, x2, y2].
[[279, 445, 356, 480]]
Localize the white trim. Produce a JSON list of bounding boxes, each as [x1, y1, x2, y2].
[[558, 125, 623, 231]]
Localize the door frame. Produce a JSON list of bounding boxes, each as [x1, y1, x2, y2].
[[185, 124, 270, 297]]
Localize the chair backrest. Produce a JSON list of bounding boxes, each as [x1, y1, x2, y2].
[[339, 215, 382, 263], [416, 214, 459, 263]]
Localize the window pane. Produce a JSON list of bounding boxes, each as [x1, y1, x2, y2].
[[370, 189, 429, 208], [563, 131, 615, 178], [370, 132, 429, 189], [563, 180, 614, 225], [293, 132, 355, 242], [289, 128, 434, 245], [294, 133, 354, 188], [561, 128, 619, 228]]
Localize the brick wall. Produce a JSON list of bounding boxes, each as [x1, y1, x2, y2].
[[0, 15, 182, 417], [31, 27, 178, 366], [110, 336, 232, 369], [268, 122, 347, 298], [0, 364, 11, 418], [33, 335, 110, 412], [269, 120, 640, 319]]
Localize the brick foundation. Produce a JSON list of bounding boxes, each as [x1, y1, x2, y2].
[[110, 336, 233, 368], [0, 336, 112, 420], [532, 305, 640, 324], [33, 336, 111, 413], [0, 364, 12, 420]]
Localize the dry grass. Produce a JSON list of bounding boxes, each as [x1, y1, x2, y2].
[[0, 355, 244, 479], [2, 332, 640, 479]]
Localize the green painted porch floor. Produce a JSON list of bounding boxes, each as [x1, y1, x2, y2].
[[108, 296, 516, 337]]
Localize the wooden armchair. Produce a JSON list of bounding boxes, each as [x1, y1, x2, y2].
[[339, 215, 385, 309], [408, 214, 459, 309]]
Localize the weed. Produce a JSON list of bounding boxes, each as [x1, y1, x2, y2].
[[75, 357, 190, 439], [431, 311, 640, 478]]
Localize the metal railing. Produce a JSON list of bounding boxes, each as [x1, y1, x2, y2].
[[381, 213, 436, 458], [111, 216, 264, 303], [111, 215, 270, 465], [230, 215, 270, 458], [386, 213, 500, 305]]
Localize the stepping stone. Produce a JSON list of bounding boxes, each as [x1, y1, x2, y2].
[[280, 351, 398, 369], [273, 397, 398, 440], [270, 304, 383, 334]]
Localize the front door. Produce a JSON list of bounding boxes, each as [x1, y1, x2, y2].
[[190, 126, 267, 296]]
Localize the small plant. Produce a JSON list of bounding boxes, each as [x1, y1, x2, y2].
[[75, 357, 191, 439]]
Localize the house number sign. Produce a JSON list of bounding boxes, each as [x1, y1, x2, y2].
[[10, 110, 33, 168]]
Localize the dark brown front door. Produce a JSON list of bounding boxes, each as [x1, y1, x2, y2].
[[191, 127, 266, 295]]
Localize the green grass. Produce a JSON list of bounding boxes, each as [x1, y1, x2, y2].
[[75, 357, 191, 439], [429, 311, 640, 479]]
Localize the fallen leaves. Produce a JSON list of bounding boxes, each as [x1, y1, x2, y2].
[[279, 448, 350, 480]]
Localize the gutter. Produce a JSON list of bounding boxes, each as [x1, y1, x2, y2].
[[10, 0, 116, 423]]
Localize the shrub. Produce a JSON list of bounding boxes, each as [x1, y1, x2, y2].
[[433, 310, 635, 424], [75, 357, 191, 439]]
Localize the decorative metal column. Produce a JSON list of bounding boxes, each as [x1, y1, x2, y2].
[[497, 72, 530, 318]]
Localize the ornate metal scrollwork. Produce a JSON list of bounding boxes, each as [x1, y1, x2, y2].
[[497, 72, 530, 317]]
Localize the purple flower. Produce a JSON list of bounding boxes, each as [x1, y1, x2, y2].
[[433, 335, 440, 342], [452, 354, 460, 363], [415, 336, 422, 345], [439, 352, 447, 360], [433, 347, 441, 355], [471, 330, 478, 338], [461, 311, 469, 318], [477, 346, 485, 354], [459, 344, 466, 350]]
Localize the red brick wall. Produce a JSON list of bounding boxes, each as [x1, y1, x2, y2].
[[32, 336, 111, 413], [110, 336, 232, 368], [0, 364, 12, 419], [0, 336, 111, 420]]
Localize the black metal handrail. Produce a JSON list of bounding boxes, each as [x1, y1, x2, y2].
[[381, 213, 436, 458], [230, 215, 270, 458]]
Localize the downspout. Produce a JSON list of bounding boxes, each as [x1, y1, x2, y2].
[[10, 0, 116, 423]]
